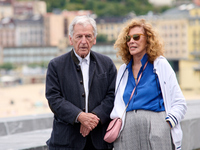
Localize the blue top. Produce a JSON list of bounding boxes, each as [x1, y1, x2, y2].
[[123, 53, 165, 112]]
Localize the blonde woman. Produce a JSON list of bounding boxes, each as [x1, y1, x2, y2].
[[110, 19, 187, 150]]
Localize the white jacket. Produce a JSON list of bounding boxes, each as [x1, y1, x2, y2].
[[110, 56, 187, 149]]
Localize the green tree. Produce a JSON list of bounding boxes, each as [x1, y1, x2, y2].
[[0, 63, 16, 70], [41, 0, 172, 17], [96, 34, 108, 43], [28, 62, 49, 68], [43, 0, 66, 12], [65, 3, 85, 11]]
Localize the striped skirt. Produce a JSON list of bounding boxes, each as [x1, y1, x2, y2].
[[114, 110, 174, 150]]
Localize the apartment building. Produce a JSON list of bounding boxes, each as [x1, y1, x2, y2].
[[62, 10, 93, 34], [13, 0, 46, 16], [0, 17, 16, 47], [0, 0, 46, 19], [188, 6, 200, 59], [95, 16, 132, 42], [15, 15, 44, 47], [179, 6, 200, 92], [158, 6, 190, 60], [0, 46, 3, 64], [0, 0, 13, 19], [43, 13, 64, 47], [2, 46, 59, 65], [153, 4, 200, 92], [133, 4, 200, 92], [43, 10, 94, 50], [148, 0, 174, 6]]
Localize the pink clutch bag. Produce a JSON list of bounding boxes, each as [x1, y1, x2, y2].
[[104, 118, 122, 143]]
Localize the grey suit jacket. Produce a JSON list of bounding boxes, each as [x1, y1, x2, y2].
[[46, 50, 117, 150]]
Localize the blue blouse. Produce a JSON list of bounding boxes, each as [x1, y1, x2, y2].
[[123, 54, 165, 112]]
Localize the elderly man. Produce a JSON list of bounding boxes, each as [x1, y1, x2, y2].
[[45, 15, 117, 150]]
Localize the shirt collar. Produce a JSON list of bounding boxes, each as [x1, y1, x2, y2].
[[141, 53, 148, 66], [126, 53, 148, 70], [73, 48, 90, 65]]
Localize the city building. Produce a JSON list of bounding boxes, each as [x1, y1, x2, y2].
[[174, 0, 193, 6], [62, 10, 93, 36], [2, 46, 59, 65], [0, 0, 13, 19], [0, 17, 16, 48], [158, 5, 190, 60], [66, 44, 122, 68], [0, 0, 46, 19], [149, 4, 200, 92], [13, 0, 46, 17], [43, 13, 64, 47], [0, 46, 2, 64], [179, 5, 200, 92], [95, 15, 134, 42], [15, 15, 44, 47], [148, 0, 174, 6]]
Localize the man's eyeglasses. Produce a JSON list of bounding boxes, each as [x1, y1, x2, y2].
[[126, 34, 145, 42]]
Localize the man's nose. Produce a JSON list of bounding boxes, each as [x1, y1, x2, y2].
[[81, 36, 87, 43]]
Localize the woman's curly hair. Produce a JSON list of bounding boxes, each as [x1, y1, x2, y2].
[[114, 19, 164, 64]]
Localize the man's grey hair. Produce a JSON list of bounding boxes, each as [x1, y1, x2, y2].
[[68, 15, 98, 37]]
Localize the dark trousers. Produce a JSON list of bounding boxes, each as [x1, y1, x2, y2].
[[83, 134, 112, 150]]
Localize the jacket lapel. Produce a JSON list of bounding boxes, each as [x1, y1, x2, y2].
[[89, 52, 96, 90]]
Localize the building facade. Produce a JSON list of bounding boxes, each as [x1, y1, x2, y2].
[[0, 0, 13, 19], [43, 13, 64, 47], [13, 0, 46, 17], [15, 15, 44, 47], [95, 16, 133, 42], [0, 18, 15, 48], [2, 46, 59, 65], [156, 4, 200, 92]]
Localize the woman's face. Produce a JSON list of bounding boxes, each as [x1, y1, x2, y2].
[[127, 26, 147, 57]]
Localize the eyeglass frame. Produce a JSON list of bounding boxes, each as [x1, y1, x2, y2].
[[125, 34, 145, 42]]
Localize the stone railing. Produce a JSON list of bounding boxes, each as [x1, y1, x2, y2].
[[0, 100, 200, 150], [0, 113, 53, 150]]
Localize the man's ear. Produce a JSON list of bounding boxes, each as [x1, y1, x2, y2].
[[93, 37, 96, 45], [69, 35, 73, 45]]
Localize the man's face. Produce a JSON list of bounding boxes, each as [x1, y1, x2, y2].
[[69, 24, 96, 58]]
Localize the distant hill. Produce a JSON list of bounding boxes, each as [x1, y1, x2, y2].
[[41, 0, 173, 17]]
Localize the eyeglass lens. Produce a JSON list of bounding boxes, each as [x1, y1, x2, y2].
[[126, 34, 141, 42]]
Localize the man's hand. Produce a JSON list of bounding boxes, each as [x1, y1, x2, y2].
[[80, 124, 90, 137], [78, 112, 100, 131]]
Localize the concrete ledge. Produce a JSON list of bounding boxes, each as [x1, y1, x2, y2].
[[0, 113, 53, 136], [0, 100, 200, 150], [0, 129, 50, 150], [0, 114, 53, 150], [181, 100, 200, 150]]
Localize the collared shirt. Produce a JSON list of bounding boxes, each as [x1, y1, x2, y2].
[[73, 49, 90, 113], [123, 53, 165, 112]]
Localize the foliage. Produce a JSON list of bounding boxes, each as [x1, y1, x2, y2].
[[42, 0, 66, 12], [153, 5, 172, 14], [96, 34, 108, 43], [28, 62, 49, 68], [41, 0, 172, 17], [0, 63, 16, 70]]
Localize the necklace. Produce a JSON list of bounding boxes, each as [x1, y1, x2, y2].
[[134, 76, 137, 82]]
